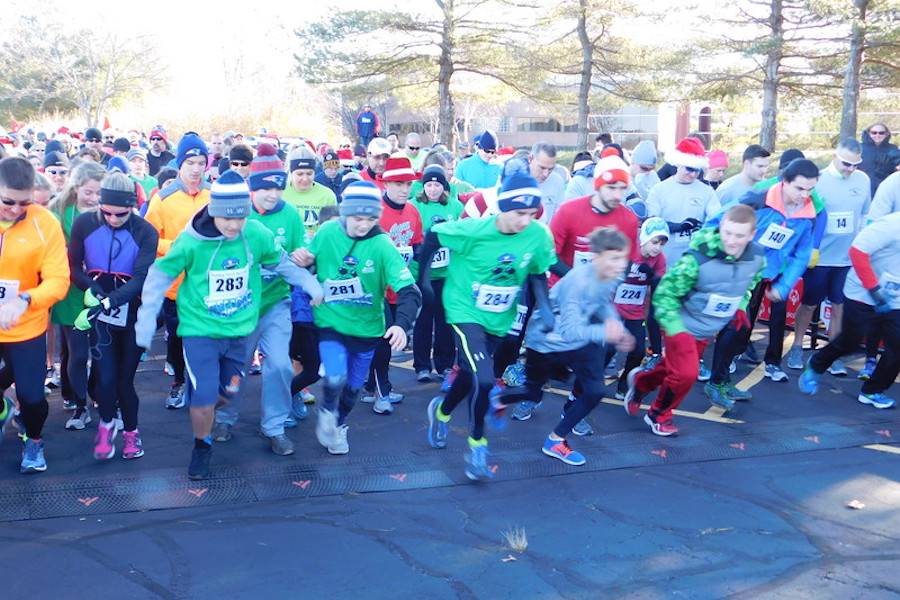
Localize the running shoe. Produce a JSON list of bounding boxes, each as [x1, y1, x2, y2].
[[740, 344, 761, 364], [604, 357, 618, 379], [93, 421, 117, 459], [166, 383, 186, 409], [114, 409, 124, 432], [164, 362, 175, 376], [501, 361, 526, 387], [65, 407, 92, 430], [62, 397, 77, 411], [283, 414, 298, 428], [465, 439, 493, 481], [315, 408, 337, 448], [764, 363, 789, 382], [0, 396, 13, 440], [362, 391, 404, 404], [644, 353, 661, 371], [570, 418, 594, 436], [372, 396, 394, 414], [249, 351, 262, 375], [188, 443, 212, 480], [20, 438, 47, 473], [858, 358, 877, 380], [486, 383, 509, 431], [264, 432, 295, 456], [703, 383, 736, 410], [623, 367, 647, 417], [416, 369, 433, 382], [45, 364, 61, 388], [729, 359, 737, 374], [210, 422, 233, 442], [441, 366, 459, 393], [300, 388, 316, 403], [786, 346, 804, 370], [857, 392, 896, 409], [697, 361, 711, 382], [644, 413, 678, 437], [511, 400, 541, 421], [291, 391, 309, 420], [798, 365, 819, 395], [427, 396, 449, 449], [122, 430, 144, 459], [329, 424, 349, 455], [542, 436, 586, 466], [827, 359, 848, 377]]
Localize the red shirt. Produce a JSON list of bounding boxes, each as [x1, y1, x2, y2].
[[380, 199, 424, 303], [361, 168, 387, 191], [549, 195, 640, 284], [614, 252, 666, 320]]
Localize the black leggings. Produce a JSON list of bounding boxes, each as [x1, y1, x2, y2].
[[89, 320, 143, 430], [163, 298, 185, 385], [290, 322, 321, 395], [521, 343, 607, 438], [0, 335, 49, 439], [441, 323, 502, 441], [605, 319, 647, 393], [59, 324, 91, 408]]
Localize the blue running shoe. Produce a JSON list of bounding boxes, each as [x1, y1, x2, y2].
[[798, 365, 819, 395], [697, 361, 711, 382], [501, 361, 526, 387], [486, 383, 509, 431], [542, 436, 586, 466], [427, 396, 449, 449], [858, 358, 877, 380], [857, 392, 896, 409], [465, 439, 493, 481], [291, 392, 309, 420], [20, 438, 47, 473], [284, 414, 298, 428]]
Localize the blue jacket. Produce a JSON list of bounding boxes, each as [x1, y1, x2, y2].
[[290, 285, 314, 323], [707, 183, 816, 300], [314, 171, 343, 199]]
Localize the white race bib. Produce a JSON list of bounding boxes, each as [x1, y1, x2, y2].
[[759, 223, 793, 250], [431, 247, 450, 269], [573, 250, 594, 266], [397, 245, 413, 266], [615, 283, 648, 306], [208, 265, 250, 303], [97, 302, 129, 327], [826, 211, 853, 234], [475, 284, 519, 313], [508, 303, 529, 334], [324, 277, 364, 302], [702, 293, 741, 318], [0, 279, 21, 305]]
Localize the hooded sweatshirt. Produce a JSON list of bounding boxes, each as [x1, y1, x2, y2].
[[134, 207, 321, 345], [860, 128, 899, 195]]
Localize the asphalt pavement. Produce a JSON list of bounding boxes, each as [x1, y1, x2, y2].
[[0, 330, 898, 599]]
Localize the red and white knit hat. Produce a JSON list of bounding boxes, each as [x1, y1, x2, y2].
[[593, 155, 631, 189], [666, 137, 708, 170], [377, 157, 421, 182]]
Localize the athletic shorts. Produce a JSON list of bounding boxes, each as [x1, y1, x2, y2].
[[801, 266, 850, 305]]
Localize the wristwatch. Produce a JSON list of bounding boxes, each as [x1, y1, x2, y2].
[[18, 292, 32, 306]]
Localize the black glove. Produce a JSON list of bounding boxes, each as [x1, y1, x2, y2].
[[682, 217, 702, 233], [637, 262, 655, 276]]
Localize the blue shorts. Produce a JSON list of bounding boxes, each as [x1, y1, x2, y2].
[[182, 336, 249, 407], [801, 266, 850, 305]]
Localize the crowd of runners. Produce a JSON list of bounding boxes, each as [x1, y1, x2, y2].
[[0, 120, 898, 481]]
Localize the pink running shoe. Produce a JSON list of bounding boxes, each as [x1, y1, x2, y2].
[[122, 430, 144, 459], [93, 421, 117, 459]]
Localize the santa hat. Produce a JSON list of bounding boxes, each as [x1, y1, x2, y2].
[[666, 137, 708, 169], [337, 148, 354, 168], [377, 157, 420, 182], [593, 155, 630, 189]]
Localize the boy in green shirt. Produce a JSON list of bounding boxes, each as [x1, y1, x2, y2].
[[419, 172, 557, 481], [135, 169, 322, 480], [291, 181, 422, 455]]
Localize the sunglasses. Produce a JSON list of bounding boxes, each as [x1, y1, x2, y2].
[[34, 148, 45, 152], [869, 130, 887, 136], [482, 149, 496, 154], [0, 196, 32, 207], [46, 168, 69, 176], [408, 146, 420, 151], [87, 138, 101, 143], [150, 136, 164, 141], [104, 136, 115, 141], [684, 166, 702, 174], [231, 161, 249, 167], [837, 155, 862, 168], [100, 207, 131, 218]]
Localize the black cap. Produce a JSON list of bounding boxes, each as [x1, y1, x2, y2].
[[113, 137, 131, 153], [778, 149, 805, 170], [85, 127, 103, 142]]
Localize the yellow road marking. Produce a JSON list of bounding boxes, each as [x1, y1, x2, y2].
[[863, 444, 900, 455]]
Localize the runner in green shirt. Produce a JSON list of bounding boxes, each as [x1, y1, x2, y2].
[[291, 181, 422, 456], [419, 171, 557, 481]]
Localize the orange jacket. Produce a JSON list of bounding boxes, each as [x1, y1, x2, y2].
[[0, 205, 70, 342], [144, 178, 211, 300]]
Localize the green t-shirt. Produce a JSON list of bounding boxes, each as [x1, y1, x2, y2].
[[155, 220, 282, 338], [409, 181, 469, 204], [131, 174, 158, 199], [282, 182, 338, 242], [309, 220, 415, 338], [411, 197, 465, 280], [50, 205, 83, 326], [434, 216, 557, 336], [249, 201, 306, 316]]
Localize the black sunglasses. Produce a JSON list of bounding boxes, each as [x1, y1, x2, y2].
[[231, 161, 249, 167], [100, 207, 131, 217], [684, 166, 702, 174], [46, 168, 69, 176], [150, 136, 164, 141], [408, 146, 420, 151], [0, 196, 32, 207]]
